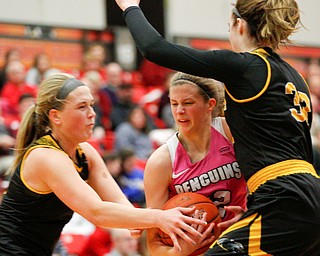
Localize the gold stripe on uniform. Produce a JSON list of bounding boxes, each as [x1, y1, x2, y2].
[[20, 145, 59, 194], [209, 213, 258, 249], [248, 214, 272, 256], [210, 213, 272, 255], [225, 48, 271, 103], [247, 159, 318, 194]]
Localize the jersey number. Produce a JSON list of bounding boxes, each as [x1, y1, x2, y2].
[[285, 82, 311, 125]]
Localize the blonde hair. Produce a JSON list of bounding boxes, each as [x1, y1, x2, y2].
[[169, 72, 225, 118], [234, 0, 301, 49], [8, 73, 74, 175]]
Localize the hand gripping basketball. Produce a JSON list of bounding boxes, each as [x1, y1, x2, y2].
[[158, 192, 221, 256]]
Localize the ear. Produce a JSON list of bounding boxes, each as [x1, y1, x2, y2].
[[49, 109, 61, 125], [208, 98, 217, 112], [237, 18, 247, 35]]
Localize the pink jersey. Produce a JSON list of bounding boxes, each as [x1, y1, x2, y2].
[[166, 126, 247, 221]]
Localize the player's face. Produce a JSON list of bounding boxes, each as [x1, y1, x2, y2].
[[58, 86, 96, 142], [170, 83, 213, 133]]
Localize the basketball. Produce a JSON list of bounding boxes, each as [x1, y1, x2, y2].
[[158, 192, 221, 256]]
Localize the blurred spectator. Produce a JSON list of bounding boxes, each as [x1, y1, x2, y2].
[[0, 122, 15, 178], [0, 48, 22, 92], [118, 149, 145, 207], [5, 93, 35, 138], [139, 59, 172, 87], [103, 152, 122, 182], [79, 44, 107, 82], [110, 83, 137, 130], [79, 227, 113, 256], [61, 212, 96, 255], [25, 52, 60, 86], [105, 228, 141, 256], [0, 61, 37, 120], [157, 71, 175, 128], [114, 106, 154, 160], [308, 74, 320, 109], [0, 103, 15, 203], [86, 43, 109, 67], [82, 70, 113, 133], [62, 212, 95, 237], [52, 239, 68, 256], [102, 62, 125, 106]]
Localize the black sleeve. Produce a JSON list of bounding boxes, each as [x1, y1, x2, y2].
[[123, 6, 249, 84]]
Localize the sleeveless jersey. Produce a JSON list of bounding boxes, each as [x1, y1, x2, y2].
[[0, 134, 89, 255], [166, 126, 247, 221]]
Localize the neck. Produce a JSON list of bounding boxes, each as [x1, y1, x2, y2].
[[178, 129, 211, 153], [50, 132, 77, 160]]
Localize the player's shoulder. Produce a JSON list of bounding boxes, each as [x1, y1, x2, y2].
[[145, 144, 171, 173]]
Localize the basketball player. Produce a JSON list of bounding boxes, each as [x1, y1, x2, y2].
[[144, 72, 247, 255], [114, 0, 320, 254], [0, 73, 207, 255]]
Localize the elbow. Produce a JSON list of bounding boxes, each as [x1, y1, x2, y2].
[[139, 45, 155, 60], [138, 39, 163, 62], [82, 208, 106, 227]]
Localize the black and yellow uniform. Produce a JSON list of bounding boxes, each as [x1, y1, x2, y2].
[[122, 7, 320, 255], [0, 134, 89, 255]]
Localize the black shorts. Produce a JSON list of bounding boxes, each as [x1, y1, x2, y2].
[[206, 173, 320, 256]]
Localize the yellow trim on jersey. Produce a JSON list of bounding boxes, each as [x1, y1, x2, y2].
[[225, 48, 271, 103], [247, 159, 319, 194], [248, 215, 272, 256], [20, 144, 69, 194], [210, 213, 272, 255]]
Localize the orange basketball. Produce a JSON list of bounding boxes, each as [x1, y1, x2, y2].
[[158, 192, 221, 256]]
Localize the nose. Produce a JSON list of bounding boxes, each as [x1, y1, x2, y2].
[[176, 105, 185, 114], [88, 106, 96, 118]]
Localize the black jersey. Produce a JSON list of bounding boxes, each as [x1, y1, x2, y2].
[[0, 134, 89, 255], [123, 7, 313, 181]]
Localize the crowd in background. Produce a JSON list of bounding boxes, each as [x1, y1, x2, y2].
[[0, 43, 175, 256], [0, 43, 320, 256]]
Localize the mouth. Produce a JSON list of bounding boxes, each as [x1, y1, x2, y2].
[[178, 119, 189, 123]]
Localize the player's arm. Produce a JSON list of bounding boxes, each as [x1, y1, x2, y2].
[[23, 145, 205, 251], [80, 142, 132, 206], [144, 144, 178, 255], [144, 145, 213, 255]]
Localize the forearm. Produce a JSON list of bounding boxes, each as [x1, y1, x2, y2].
[[90, 202, 161, 230], [123, 6, 163, 57], [123, 7, 215, 77]]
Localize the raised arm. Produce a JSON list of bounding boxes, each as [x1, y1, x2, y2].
[[114, 1, 244, 84]]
